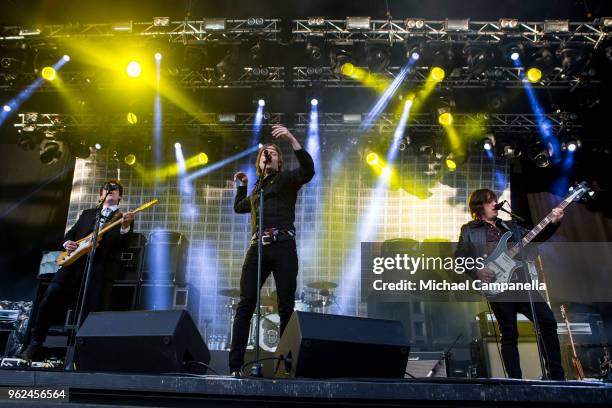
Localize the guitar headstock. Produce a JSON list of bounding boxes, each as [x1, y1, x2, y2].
[[568, 181, 592, 203]]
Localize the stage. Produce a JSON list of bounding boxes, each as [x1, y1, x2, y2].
[[0, 369, 610, 407]]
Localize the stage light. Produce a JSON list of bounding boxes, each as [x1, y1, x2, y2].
[[41, 66, 56, 81], [258, 99, 265, 107], [366, 44, 391, 71], [258, 143, 263, 148], [404, 19, 425, 29], [310, 98, 319, 107], [154, 53, 162, 61], [499, 18, 519, 29], [307, 16, 325, 26], [217, 113, 237, 123], [306, 42, 322, 60], [346, 16, 371, 30], [126, 112, 138, 125], [501, 143, 521, 159], [342, 113, 362, 123], [366, 152, 379, 165], [511, 52, 520, 61], [340, 62, 355, 76], [482, 135, 495, 151], [68, 139, 92, 159], [526, 67, 542, 83], [174, 142, 181, 149], [94, 143, 102, 150], [445, 154, 457, 171], [39, 138, 64, 164], [431, 67, 445, 82], [153, 17, 170, 27], [437, 107, 453, 126], [445, 18, 470, 31], [464, 46, 495, 75], [197, 152, 208, 164], [528, 141, 553, 168], [124, 153, 136, 166], [411, 52, 420, 60], [2, 105, 10, 112], [205, 18, 226, 30], [562, 138, 581, 152], [62, 55, 70, 62], [126, 61, 141, 78], [543, 19, 569, 33]]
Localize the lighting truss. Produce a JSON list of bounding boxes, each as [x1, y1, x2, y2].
[[293, 66, 597, 89], [0, 19, 608, 47], [293, 19, 609, 47], [14, 112, 578, 133]]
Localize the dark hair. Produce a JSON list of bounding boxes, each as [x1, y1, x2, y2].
[[99, 179, 124, 197], [255, 143, 283, 177], [468, 188, 497, 220]]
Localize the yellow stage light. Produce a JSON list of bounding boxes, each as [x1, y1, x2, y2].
[[366, 152, 379, 165], [438, 112, 453, 126], [124, 154, 136, 166], [526, 67, 542, 83], [41, 66, 56, 81], [445, 158, 457, 171], [126, 112, 138, 125], [126, 61, 142, 78], [431, 67, 445, 82], [197, 153, 209, 165], [341, 62, 355, 76]]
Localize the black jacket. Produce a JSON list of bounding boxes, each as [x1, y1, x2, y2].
[[455, 218, 559, 279], [234, 149, 315, 238], [53, 208, 132, 284]]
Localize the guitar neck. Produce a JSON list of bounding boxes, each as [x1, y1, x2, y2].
[[508, 195, 572, 255], [97, 200, 157, 236]]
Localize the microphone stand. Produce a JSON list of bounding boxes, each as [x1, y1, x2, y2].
[[64, 190, 110, 371], [251, 160, 269, 377], [503, 202, 549, 380]]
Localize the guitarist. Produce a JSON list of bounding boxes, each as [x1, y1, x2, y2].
[[18, 180, 135, 361], [456, 188, 565, 380]]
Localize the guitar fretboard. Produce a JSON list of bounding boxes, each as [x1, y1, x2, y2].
[[507, 188, 583, 258]]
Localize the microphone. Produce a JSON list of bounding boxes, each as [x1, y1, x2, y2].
[[493, 200, 506, 210], [263, 149, 271, 163]]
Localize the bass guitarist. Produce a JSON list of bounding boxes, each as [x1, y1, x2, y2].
[[455, 188, 565, 380]]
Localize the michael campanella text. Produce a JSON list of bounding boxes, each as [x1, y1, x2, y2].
[[372, 279, 547, 292]]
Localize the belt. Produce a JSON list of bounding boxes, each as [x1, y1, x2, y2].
[[251, 228, 295, 246]]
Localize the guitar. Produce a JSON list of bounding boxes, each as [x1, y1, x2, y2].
[[561, 304, 585, 380], [56, 199, 157, 267], [482, 182, 590, 296]]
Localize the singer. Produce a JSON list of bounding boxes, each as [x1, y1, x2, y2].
[[17, 180, 135, 361], [229, 125, 315, 376], [455, 188, 565, 380]]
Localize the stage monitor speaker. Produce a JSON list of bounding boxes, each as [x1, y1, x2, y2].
[[274, 311, 410, 378], [76, 310, 209, 374]]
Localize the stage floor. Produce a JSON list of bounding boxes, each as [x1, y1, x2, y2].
[[0, 369, 611, 407]]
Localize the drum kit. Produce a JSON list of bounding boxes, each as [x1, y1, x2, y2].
[[219, 281, 338, 352]]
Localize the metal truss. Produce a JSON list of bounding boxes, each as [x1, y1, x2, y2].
[[14, 112, 577, 134], [293, 19, 610, 47], [1, 19, 609, 47], [293, 66, 596, 89], [0, 19, 281, 42]]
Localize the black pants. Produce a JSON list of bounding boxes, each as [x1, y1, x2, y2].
[[489, 291, 565, 380], [229, 239, 298, 371], [30, 260, 112, 346]]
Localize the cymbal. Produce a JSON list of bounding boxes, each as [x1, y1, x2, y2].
[[219, 289, 241, 298], [307, 281, 338, 290]]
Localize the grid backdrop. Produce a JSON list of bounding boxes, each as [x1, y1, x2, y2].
[[66, 132, 511, 343]]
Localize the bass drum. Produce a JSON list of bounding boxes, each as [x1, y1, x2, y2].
[[258, 313, 280, 352]]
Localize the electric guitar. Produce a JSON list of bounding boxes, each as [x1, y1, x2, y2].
[[561, 304, 585, 380], [56, 199, 157, 267], [482, 182, 590, 296]]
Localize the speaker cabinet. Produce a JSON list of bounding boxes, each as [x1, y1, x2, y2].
[[76, 310, 209, 374], [275, 312, 410, 379]]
